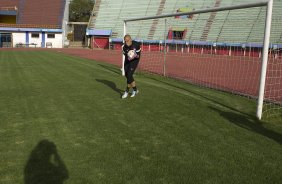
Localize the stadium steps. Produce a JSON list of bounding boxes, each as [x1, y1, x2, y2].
[[68, 41, 85, 48], [188, 14, 209, 41], [200, 0, 221, 41], [245, 7, 264, 43], [88, 0, 101, 29], [111, 32, 119, 38], [147, 0, 166, 40]]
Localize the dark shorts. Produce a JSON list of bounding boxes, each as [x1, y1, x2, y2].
[[124, 59, 139, 84]]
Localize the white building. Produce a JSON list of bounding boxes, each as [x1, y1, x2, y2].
[[0, 0, 70, 48]]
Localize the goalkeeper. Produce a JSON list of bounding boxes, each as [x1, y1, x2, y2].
[[121, 34, 141, 99]]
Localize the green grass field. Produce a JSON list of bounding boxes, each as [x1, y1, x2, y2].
[[0, 50, 282, 184]]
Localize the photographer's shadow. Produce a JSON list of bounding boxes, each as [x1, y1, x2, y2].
[[24, 139, 69, 184]]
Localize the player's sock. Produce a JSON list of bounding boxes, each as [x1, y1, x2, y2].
[[126, 87, 130, 92], [133, 86, 137, 91]]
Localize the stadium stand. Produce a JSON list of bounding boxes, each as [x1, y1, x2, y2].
[[88, 0, 282, 45]]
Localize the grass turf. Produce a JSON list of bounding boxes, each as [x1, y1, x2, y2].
[[0, 50, 282, 184]]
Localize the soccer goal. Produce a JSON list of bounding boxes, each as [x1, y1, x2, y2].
[[122, 0, 282, 120]]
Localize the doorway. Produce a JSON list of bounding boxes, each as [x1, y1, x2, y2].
[[0, 33, 12, 48]]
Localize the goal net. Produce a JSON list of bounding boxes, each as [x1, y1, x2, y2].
[[123, 0, 281, 120]]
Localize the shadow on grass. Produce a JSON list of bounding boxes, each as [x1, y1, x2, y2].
[[209, 106, 282, 145], [96, 79, 123, 95], [24, 140, 69, 184], [98, 64, 121, 75], [147, 76, 282, 144], [147, 76, 251, 116]]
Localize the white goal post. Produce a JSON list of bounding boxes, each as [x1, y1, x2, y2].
[[122, 0, 274, 120]]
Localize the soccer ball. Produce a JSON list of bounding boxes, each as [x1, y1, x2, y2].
[[127, 50, 136, 60]]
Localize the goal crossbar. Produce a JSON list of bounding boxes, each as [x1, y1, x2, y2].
[[124, 1, 269, 22]]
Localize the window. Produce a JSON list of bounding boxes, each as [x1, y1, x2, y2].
[[31, 33, 39, 38], [172, 31, 184, 40], [47, 34, 55, 38]]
